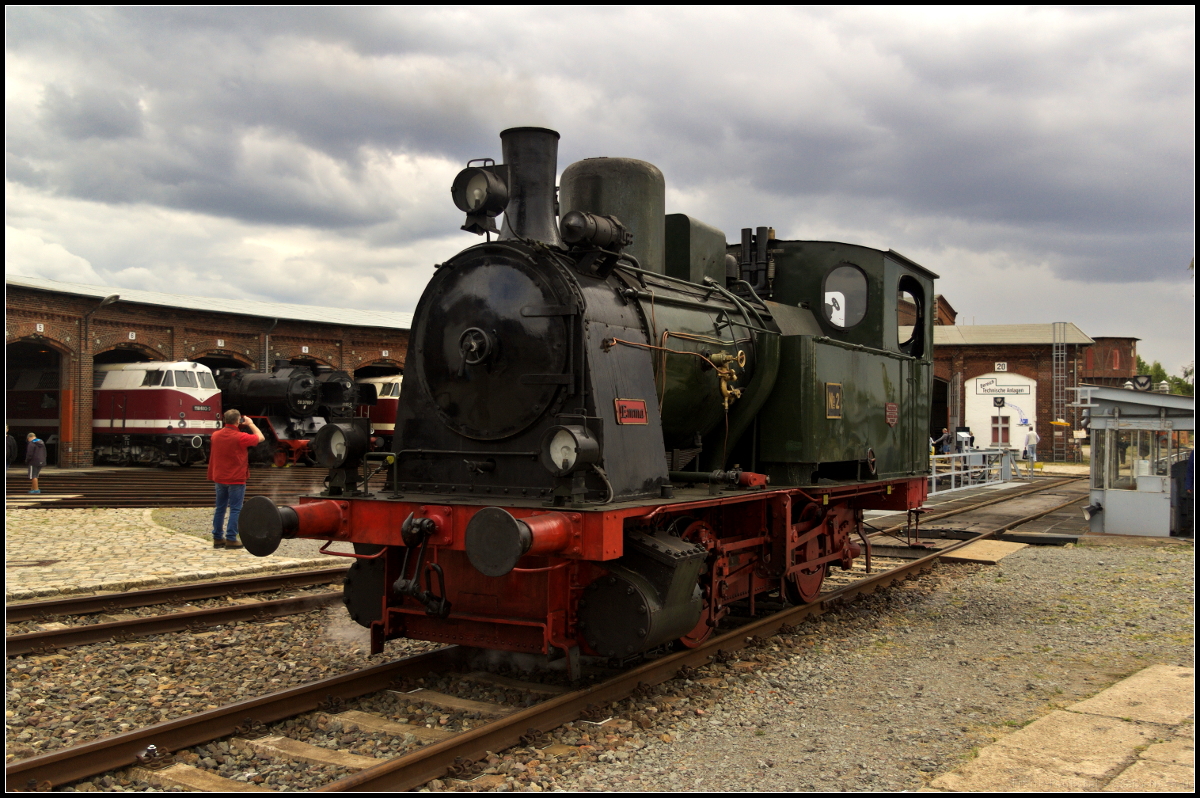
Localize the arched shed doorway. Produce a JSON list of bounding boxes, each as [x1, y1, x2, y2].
[[6, 340, 67, 466]]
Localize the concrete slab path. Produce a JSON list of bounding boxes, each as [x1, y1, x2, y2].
[[928, 664, 1194, 792]]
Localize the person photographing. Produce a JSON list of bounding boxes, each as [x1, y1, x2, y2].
[[207, 409, 264, 549]]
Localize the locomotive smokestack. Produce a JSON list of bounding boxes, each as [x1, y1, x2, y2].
[[499, 127, 564, 248]]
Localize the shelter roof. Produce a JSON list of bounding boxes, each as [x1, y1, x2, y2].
[[6, 275, 413, 331], [1074, 384, 1194, 430]]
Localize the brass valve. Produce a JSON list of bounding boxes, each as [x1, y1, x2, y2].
[[711, 350, 747, 410], [709, 350, 746, 368]]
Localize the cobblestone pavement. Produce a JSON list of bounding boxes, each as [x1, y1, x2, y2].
[[4, 508, 331, 602]]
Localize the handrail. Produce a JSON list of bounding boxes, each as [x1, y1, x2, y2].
[[928, 450, 1020, 495]]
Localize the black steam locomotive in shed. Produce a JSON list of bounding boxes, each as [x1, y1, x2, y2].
[[216, 361, 375, 467]]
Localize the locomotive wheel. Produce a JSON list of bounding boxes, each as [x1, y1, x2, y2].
[[678, 520, 718, 648], [678, 600, 717, 648], [784, 536, 826, 605]]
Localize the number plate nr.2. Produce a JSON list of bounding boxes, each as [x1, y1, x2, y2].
[[825, 383, 843, 419]]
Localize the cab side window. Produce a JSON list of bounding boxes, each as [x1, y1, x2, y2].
[[823, 264, 868, 329], [897, 275, 925, 358]]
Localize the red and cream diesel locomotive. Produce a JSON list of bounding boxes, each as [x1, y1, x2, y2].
[[240, 128, 935, 677], [93, 361, 222, 465], [356, 374, 403, 451]]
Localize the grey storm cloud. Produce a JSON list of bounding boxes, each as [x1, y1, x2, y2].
[[4, 5, 1195, 290], [40, 84, 145, 141]]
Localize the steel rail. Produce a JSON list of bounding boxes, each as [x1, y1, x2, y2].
[[6, 567, 349, 623], [4, 647, 473, 792], [316, 493, 1087, 792], [6, 592, 342, 657]]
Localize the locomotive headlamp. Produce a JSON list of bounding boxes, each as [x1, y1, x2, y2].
[[451, 166, 509, 235], [314, 419, 371, 469], [540, 425, 600, 477]]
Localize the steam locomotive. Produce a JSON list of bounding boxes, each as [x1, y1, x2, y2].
[[216, 361, 375, 467], [241, 128, 935, 677]]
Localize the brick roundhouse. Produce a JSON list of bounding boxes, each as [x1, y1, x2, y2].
[[6, 276, 412, 467]]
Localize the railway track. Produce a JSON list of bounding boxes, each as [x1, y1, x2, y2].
[[5, 479, 1083, 657], [5, 568, 350, 656], [5, 479, 1088, 792], [868, 476, 1082, 534], [5, 466, 329, 509]]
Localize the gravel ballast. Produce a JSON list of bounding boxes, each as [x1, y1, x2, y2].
[[439, 540, 1193, 792], [5, 607, 436, 762], [6, 533, 1191, 792]]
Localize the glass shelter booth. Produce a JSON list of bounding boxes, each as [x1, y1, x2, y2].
[[1074, 386, 1194, 537]]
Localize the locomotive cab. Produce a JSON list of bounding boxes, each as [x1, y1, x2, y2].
[[745, 240, 937, 487]]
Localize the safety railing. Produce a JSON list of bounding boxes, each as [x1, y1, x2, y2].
[[1150, 448, 1194, 477], [929, 449, 1020, 495]]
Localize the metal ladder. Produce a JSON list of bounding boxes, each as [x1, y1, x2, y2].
[[1052, 321, 1068, 461]]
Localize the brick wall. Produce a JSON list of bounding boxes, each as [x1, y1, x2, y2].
[[5, 286, 410, 467], [898, 294, 957, 327], [1080, 336, 1138, 387]]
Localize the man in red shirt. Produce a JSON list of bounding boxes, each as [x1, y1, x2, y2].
[[207, 409, 265, 549]]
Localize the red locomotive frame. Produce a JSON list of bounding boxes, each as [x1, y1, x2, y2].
[[285, 475, 926, 657]]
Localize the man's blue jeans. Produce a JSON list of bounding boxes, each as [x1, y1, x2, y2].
[[213, 483, 247, 541]]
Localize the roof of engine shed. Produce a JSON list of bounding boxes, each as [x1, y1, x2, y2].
[[933, 323, 1093, 346], [6, 275, 413, 331]]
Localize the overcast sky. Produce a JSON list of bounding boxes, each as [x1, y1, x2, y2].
[[6, 7, 1195, 373]]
